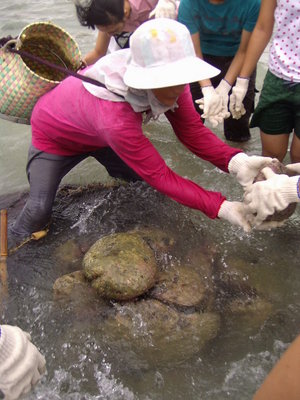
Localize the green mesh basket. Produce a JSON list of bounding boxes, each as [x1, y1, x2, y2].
[[0, 21, 82, 124]]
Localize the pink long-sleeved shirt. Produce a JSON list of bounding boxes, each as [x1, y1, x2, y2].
[[31, 79, 241, 219]]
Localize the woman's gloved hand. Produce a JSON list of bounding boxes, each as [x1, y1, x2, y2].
[[0, 325, 46, 400], [243, 167, 300, 226], [149, 0, 177, 19], [228, 153, 273, 188], [196, 82, 230, 127], [285, 162, 300, 174], [214, 79, 231, 119], [195, 86, 223, 126], [229, 77, 249, 120], [217, 200, 252, 232]]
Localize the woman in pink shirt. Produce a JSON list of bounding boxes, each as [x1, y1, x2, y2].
[[11, 19, 277, 240], [76, 0, 178, 66]]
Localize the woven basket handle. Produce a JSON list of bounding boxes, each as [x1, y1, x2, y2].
[[2, 39, 124, 98], [1, 39, 17, 51]]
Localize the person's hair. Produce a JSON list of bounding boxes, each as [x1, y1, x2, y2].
[[75, 0, 125, 29]]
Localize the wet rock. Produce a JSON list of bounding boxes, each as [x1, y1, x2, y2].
[[104, 299, 221, 366], [180, 243, 217, 310], [132, 227, 176, 254], [83, 232, 157, 300], [55, 239, 84, 267], [219, 254, 286, 300], [150, 265, 212, 309], [224, 295, 273, 334], [53, 270, 96, 299], [254, 159, 298, 222]]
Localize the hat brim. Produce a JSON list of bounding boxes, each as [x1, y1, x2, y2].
[[124, 56, 220, 89]]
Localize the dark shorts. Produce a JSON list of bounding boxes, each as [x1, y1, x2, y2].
[[250, 70, 300, 138]]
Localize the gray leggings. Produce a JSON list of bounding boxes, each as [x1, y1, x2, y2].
[[12, 145, 141, 236]]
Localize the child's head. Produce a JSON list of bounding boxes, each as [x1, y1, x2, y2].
[[75, 0, 125, 30]]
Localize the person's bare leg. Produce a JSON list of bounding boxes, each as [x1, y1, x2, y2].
[[290, 133, 300, 163], [260, 131, 289, 162]]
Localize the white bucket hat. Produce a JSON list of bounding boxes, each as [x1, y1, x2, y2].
[[124, 18, 220, 90]]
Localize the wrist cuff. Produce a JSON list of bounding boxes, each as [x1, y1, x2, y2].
[[222, 78, 232, 90], [0, 325, 18, 368], [283, 176, 300, 203], [228, 152, 247, 175]]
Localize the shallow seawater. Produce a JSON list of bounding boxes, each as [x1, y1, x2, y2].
[[1, 2, 300, 399], [1, 180, 300, 400]]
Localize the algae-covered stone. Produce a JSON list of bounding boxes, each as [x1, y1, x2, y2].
[[224, 295, 273, 334], [132, 227, 176, 253], [53, 270, 96, 299], [150, 265, 210, 308], [55, 239, 84, 267], [218, 255, 284, 300], [83, 232, 157, 300], [104, 299, 220, 366]]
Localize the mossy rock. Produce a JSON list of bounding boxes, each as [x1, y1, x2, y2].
[[55, 239, 84, 267], [224, 295, 274, 334], [150, 265, 213, 309], [104, 299, 221, 366], [217, 254, 285, 300], [83, 232, 157, 300], [53, 270, 96, 300]]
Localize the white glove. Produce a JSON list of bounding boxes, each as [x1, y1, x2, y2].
[[0, 325, 46, 400], [229, 77, 249, 120], [285, 162, 300, 174], [217, 200, 252, 232], [215, 79, 231, 119], [195, 86, 223, 127], [228, 152, 273, 188], [243, 167, 300, 226], [196, 82, 231, 127], [149, 0, 177, 19]]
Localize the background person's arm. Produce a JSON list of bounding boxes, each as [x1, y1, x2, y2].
[[239, 0, 276, 79], [223, 29, 252, 85], [229, 0, 276, 118], [83, 31, 111, 66], [191, 32, 211, 89]]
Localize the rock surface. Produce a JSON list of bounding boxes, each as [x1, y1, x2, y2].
[[104, 299, 221, 366], [83, 232, 158, 300]]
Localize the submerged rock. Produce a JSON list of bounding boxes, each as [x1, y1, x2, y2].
[[254, 159, 298, 222], [53, 270, 96, 300], [224, 295, 273, 334], [83, 232, 158, 300], [104, 299, 221, 366], [150, 265, 212, 309]]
